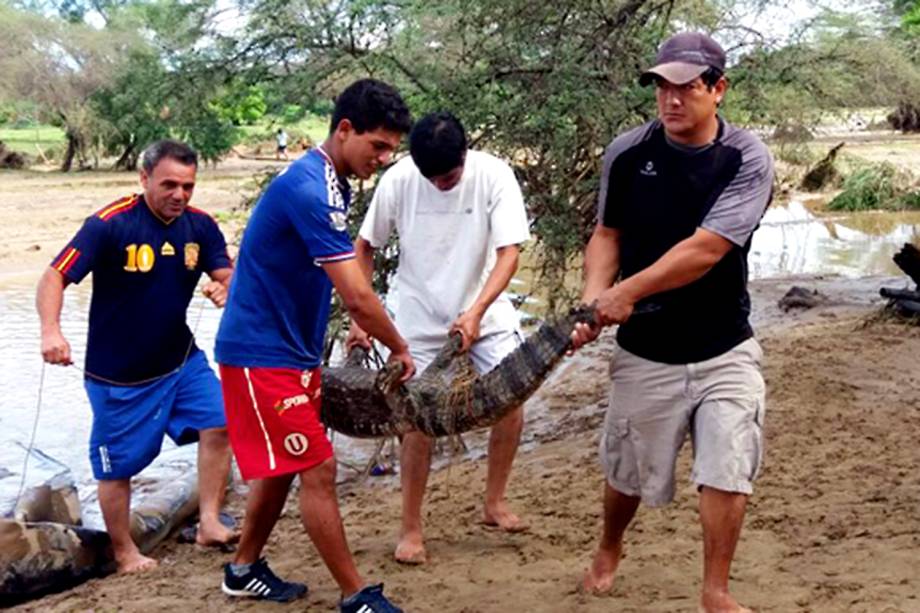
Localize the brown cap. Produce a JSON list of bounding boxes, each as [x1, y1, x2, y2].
[[639, 32, 726, 86]]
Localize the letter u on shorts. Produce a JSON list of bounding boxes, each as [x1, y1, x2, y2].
[[220, 365, 333, 480]]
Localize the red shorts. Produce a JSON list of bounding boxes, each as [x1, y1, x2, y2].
[[219, 365, 333, 480]]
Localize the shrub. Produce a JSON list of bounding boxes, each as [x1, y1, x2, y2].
[[828, 163, 920, 211]]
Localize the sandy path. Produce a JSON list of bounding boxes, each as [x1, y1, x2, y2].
[[12, 309, 920, 612], [0, 159, 282, 283]]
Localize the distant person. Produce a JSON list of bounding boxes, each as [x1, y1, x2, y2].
[[36, 139, 237, 574], [570, 33, 774, 612], [215, 79, 415, 612], [275, 128, 289, 160], [348, 111, 531, 565]]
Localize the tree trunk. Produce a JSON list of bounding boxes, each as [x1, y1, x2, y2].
[[61, 130, 78, 172], [113, 140, 136, 171]]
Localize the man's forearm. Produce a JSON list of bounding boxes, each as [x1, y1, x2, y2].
[[36, 267, 66, 333], [616, 228, 732, 305], [468, 245, 519, 318], [347, 292, 407, 353], [581, 226, 620, 304], [354, 238, 375, 283]]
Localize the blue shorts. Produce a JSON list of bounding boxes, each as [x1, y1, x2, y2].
[[85, 350, 225, 480]]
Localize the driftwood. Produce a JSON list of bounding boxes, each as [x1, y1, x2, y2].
[[1, 467, 199, 604], [800, 143, 844, 192], [880, 243, 920, 318], [893, 243, 920, 287]]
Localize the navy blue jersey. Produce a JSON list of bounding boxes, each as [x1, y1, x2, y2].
[[215, 148, 355, 369], [52, 194, 231, 384]]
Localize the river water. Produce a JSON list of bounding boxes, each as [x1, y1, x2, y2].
[[1, 199, 918, 529]]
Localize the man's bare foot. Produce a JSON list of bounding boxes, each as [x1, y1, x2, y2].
[[196, 517, 240, 548], [699, 589, 753, 613], [115, 550, 158, 574], [581, 542, 622, 595], [394, 531, 427, 565], [483, 501, 528, 533]]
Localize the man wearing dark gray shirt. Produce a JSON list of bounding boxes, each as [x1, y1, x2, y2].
[[571, 33, 773, 613]]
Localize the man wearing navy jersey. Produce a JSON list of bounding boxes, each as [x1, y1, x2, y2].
[[37, 140, 236, 574], [571, 33, 774, 612], [216, 79, 414, 612]]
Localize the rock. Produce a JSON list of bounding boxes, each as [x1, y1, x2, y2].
[[0, 141, 26, 170], [778, 286, 828, 312]]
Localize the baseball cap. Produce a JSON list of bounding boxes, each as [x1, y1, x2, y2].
[[639, 32, 726, 86]]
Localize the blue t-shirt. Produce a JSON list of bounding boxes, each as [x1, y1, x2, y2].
[[215, 148, 355, 369], [51, 194, 231, 384]]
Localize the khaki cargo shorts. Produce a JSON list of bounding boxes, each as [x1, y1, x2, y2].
[[599, 337, 765, 507]]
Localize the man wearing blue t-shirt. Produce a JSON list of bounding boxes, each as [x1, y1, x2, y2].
[[215, 79, 415, 613], [37, 140, 237, 574]]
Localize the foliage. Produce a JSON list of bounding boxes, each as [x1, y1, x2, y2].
[[828, 162, 920, 212], [0, 3, 139, 169], [213, 85, 268, 126]]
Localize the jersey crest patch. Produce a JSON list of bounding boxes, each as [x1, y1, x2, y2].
[[329, 211, 348, 232], [184, 242, 200, 269]]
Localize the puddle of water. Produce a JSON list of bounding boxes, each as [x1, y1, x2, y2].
[[1, 198, 917, 528], [749, 200, 920, 278]]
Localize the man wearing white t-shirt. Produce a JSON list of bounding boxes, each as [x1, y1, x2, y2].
[[348, 111, 531, 564]]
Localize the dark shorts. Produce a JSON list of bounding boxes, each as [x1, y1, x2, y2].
[[219, 365, 333, 480], [85, 350, 225, 480]]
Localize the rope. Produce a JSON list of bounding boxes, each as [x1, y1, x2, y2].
[[13, 362, 45, 514], [14, 295, 209, 512], [75, 297, 208, 386]]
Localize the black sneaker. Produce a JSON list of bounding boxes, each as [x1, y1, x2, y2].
[[221, 558, 307, 602], [340, 583, 403, 613]]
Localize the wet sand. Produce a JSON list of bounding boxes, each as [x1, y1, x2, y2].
[[11, 297, 920, 612]]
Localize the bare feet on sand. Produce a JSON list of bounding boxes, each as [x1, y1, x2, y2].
[[699, 590, 753, 613], [115, 549, 158, 574], [482, 501, 528, 532], [581, 542, 622, 595], [195, 517, 241, 548], [394, 531, 427, 565]]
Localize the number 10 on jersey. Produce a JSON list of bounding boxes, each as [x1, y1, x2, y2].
[[124, 243, 155, 272]]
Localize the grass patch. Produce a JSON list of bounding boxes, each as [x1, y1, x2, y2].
[[828, 162, 920, 211], [238, 113, 329, 148], [0, 125, 66, 154]]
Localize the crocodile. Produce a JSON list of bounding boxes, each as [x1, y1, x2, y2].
[[321, 305, 595, 438]]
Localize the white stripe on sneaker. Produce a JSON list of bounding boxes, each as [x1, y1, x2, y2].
[[244, 367, 277, 471], [357, 605, 373, 613], [245, 578, 258, 591]]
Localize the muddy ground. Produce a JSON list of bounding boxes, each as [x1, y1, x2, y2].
[[3, 144, 920, 612], [9, 304, 920, 612]]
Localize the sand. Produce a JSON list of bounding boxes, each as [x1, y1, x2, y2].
[[0, 158, 280, 284], [7, 308, 919, 612], [3, 163, 920, 612]]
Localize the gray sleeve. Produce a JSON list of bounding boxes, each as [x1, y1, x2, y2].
[[700, 130, 774, 247], [596, 122, 655, 224]]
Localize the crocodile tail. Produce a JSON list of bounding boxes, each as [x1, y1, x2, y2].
[[426, 305, 596, 434]]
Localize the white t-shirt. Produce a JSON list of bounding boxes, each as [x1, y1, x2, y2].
[[359, 150, 531, 350]]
